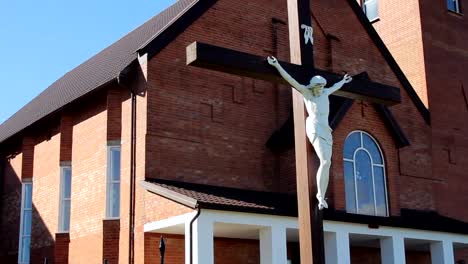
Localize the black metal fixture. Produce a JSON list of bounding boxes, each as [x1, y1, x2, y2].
[[159, 236, 166, 264]]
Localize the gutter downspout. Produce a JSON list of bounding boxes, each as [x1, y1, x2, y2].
[[189, 207, 201, 264], [129, 90, 137, 264], [117, 67, 137, 264]]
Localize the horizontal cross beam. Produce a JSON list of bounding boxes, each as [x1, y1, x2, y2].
[[186, 42, 401, 106]]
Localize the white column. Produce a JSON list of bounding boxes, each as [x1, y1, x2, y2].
[[185, 221, 191, 264], [431, 241, 454, 264], [188, 215, 214, 264], [380, 236, 406, 264], [324, 231, 350, 264], [259, 225, 288, 264]]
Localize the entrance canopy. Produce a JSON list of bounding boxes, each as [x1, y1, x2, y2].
[[141, 179, 468, 264]]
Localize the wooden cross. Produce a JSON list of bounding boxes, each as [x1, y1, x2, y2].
[[186, 1, 400, 263]]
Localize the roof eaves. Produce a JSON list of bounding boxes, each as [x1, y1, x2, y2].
[[0, 76, 120, 146], [139, 180, 199, 209], [136, 0, 200, 53], [137, 0, 218, 60]]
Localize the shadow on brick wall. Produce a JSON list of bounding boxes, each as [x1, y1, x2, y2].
[[0, 157, 67, 263]]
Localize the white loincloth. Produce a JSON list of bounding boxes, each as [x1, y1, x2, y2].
[[306, 118, 333, 146]]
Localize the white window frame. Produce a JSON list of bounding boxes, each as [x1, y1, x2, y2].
[[448, 0, 461, 13], [58, 166, 72, 233], [363, 0, 379, 22], [343, 130, 389, 217], [18, 181, 32, 264], [106, 145, 121, 219]]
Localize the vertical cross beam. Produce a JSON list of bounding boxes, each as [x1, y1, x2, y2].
[[287, 0, 325, 263]]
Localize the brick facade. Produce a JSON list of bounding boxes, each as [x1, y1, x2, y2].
[[0, 0, 466, 263]]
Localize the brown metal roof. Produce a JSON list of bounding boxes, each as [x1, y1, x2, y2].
[[0, 0, 198, 144], [140, 178, 298, 217], [141, 178, 468, 234]]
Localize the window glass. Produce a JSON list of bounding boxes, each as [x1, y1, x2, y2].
[[62, 200, 71, 231], [111, 148, 121, 181], [355, 150, 375, 215], [22, 210, 32, 236], [363, 133, 383, 164], [364, 0, 379, 21], [24, 184, 32, 209], [110, 183, 120, 217], [344, 132, 360, 159], [63, 168, 72, 199], [447, 0, 460, 12], [20, 237, 31, 263], [59, 166, 72, 232], [19, 182, 32, 264], [344, 161, 356, 213], [374, 166, 387, 216], [107, 146, 121, 218], [343, 131, 388, 216]]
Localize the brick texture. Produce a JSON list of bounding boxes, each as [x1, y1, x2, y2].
[[68, 91, 108, 263], [144, 234, 260, 264], [0, 145, 22, 263], [0, 0, 466, 263], [103, 219, 121, 264], [54, 233, 70, 264], [419, 0, 468, 224], [30, 125, 61, 263]]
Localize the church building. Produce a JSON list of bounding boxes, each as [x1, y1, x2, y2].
[[1, 0, 467, 263]]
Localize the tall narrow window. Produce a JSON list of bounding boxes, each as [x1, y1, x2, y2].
[[18, 182, 32, 264], [343, 131, 388, 216], [58, 166, 72, 232], [106, 146, 121, 218], [363, 0, 379, 22], [447, 0, 461, 13]]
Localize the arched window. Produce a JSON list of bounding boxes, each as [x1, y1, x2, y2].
[[343, 131, 388, 216]]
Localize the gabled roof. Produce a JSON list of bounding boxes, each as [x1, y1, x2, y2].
[[0, 0, 200, 144], [0, 0, 429, 145], [141, 178, 468, 235]]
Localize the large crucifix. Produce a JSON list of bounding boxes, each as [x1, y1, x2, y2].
[[186, 0, 400, 263]]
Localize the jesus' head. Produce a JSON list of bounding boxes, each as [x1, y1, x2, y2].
[[308, 75, 327, 96]]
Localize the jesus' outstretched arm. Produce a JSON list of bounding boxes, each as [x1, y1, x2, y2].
[[325, 74, 353, 95], [267, 56, 307, 94]]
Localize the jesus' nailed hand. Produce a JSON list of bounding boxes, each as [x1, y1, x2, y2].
[[267, 56, 352, 210]]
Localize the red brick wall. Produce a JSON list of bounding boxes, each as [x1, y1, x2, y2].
[[103, 219, 120, 264], [30, 125, 61, 263], [144, 193, 193, 223], [419, 0, 468, 222], [146, 0, 288, 192], [55, 233, 70, 264], [144, 0, 431, 216], [369, 0, 428, 107], [144, 234, 260, 264], [60, 114, 73, 162], [367, 0, 468, 222], [0, 145, 22, 263], [68, 91, 108, 263], [351, 246, 432, 264]]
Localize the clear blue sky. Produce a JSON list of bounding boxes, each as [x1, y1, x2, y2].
[[0, 0, 177, 124]]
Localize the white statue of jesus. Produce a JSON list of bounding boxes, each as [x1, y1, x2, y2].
[[268, 56, 352, 210]]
